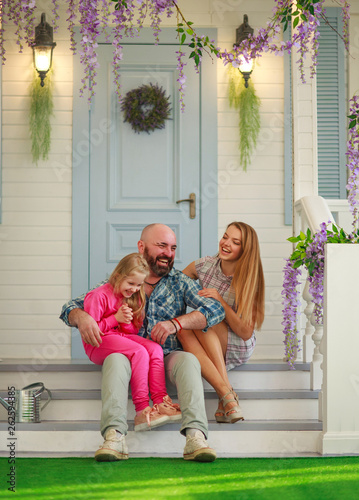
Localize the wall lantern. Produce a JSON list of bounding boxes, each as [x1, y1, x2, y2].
[[32, 13, 56, 87], [234, 14, 254, 88]]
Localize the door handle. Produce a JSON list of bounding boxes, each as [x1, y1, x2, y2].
[[176, 192, 196, 219]]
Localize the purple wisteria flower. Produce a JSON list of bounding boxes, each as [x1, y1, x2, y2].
[[346, 95, 359, 232], [282, 258, 302, 369], [341, 0, 350, 52], [66, 0, 77, 53], [305, 222, 328, 325], [79, 0, 101, 101], [176, 50, 187, 112], [51, 0, 60, 34]]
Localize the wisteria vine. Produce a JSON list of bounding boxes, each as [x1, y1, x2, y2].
[[283, 218, 359, 368], [0, 0, 352, 106]]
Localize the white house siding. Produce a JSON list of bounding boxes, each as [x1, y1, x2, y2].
[[0, 1, 73, 359], [0, 0, 356, 360]]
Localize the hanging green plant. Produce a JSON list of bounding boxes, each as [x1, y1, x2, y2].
[[120, 83, 171, 134], [29, 69, 54, 164], [228, 65, 261, 171]]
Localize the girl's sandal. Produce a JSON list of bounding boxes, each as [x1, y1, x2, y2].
[[215, 391, 244, 424]]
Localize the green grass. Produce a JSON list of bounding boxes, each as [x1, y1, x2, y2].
[[1, 457, 359, 499]]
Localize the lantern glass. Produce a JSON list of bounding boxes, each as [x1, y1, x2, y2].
[[238, 55, 254, 74], [34, 46, 53, 72]]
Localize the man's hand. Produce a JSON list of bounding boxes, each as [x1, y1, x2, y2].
[[150, 320, 176, 345], [68, 309, 103, 347], [115, 304, 133, 324]]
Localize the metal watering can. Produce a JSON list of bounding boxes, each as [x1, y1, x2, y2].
[[0, 382, 52, 423]]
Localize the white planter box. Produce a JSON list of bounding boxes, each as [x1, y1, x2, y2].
[[320, 244, 359, 455]]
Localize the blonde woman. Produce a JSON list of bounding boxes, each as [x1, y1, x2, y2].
[[180, 222, 265, 423]]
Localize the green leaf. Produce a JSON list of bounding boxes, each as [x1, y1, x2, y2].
[[194, 54, 200, 66], [349, 120, 357, 129], [186, 29, 193, 35], [180, 33, 186, 44], [300, 13, 307, 22], [299, 231, 306, 240], [189, 51, 196, 59], [293, 261, 303, 269], [332, 224, 338, 233], [307, 262, 316, 276], [293, 16, 300, 29], [288, 236, 300, 243]]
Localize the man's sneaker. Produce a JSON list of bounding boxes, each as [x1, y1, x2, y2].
[[134, 406, 170, 432], [94, 428, 129, 462], [155, 395, 182, 422], [183, 430, 217, 462]]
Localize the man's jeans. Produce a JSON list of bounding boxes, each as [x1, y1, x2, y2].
[[101, 350, 208, 439]]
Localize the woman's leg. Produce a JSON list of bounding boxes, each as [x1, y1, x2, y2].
[[177, 329, 232, 403], [192, 322, 232, 390], [85, 333, 151, 413], [124, 335, 168, 405], [178, 326, 240, 418]]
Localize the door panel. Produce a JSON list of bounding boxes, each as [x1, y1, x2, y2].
[[89, 44, 201, 287]]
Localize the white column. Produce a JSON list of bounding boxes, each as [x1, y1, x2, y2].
[[321, 244, 359, 455]]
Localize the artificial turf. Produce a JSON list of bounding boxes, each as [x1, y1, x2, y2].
[[1, 457, 359, 499]]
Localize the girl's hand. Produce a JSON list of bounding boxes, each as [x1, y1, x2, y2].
[[198, 288, 223, 303], [115, 304, 133, 324]]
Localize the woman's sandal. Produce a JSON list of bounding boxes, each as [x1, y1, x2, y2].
[[215, 391, 244, 424]]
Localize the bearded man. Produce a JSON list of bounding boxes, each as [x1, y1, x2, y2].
[[60, 224, 225, 462]]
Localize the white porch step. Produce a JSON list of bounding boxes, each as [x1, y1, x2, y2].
[[0, 359, 311, 390], [0, 421, 322, 457], [0, 389, 320, 421], [0, 359, 321, 457]]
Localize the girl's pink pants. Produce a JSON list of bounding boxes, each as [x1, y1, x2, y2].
[[84, 333, 167, 412]]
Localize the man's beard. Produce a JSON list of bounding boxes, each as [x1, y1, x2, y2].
[[143, 248, 174, 277]]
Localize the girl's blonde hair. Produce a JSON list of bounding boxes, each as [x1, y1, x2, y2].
[[109, 253, 149, 329], [227, 222, 265, 330]]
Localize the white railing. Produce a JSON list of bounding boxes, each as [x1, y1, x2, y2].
[[294, 195, 335, 391]]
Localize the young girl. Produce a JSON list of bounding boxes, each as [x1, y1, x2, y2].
[[83, 253, 181, 432], [180, 222, 265, 424]]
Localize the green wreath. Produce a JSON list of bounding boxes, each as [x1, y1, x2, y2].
[[121, 83, 171, 134]]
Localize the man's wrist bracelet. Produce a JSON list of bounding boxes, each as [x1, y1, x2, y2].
[[169, 319, 178, 333], [173, 318, 183, 330]]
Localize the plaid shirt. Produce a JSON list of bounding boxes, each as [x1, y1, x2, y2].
[[60, 268, 225, 355]]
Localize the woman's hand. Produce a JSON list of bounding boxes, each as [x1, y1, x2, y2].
[[115, 304, 133, 324], [198, 288, 224, 304]]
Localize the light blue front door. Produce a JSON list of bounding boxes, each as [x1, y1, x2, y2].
[[72, 29, 218, 358]]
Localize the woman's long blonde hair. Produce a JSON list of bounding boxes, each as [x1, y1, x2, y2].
[[227, 222, 265, 330], [109, 253, 149, 329]]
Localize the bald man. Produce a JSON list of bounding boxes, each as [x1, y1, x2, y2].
[[61, 224, 225, 462]]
